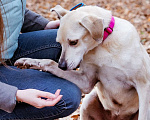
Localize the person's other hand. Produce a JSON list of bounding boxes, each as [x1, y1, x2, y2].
[[16, 89, 63, 108], [44, 20, 60, 29]]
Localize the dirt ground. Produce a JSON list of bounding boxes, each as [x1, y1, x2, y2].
[[26, 0, 150, 120]]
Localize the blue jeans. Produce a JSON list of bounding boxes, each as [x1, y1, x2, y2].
[[0, 29, 81, 120]]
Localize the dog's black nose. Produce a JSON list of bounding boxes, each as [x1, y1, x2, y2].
[[58, 60, 67, 70]]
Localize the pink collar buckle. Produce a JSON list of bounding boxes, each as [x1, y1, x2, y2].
[[103, 16, 115, 41], [105, 27, 113, 34]]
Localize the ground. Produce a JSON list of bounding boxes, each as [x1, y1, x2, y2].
[[26, 0, 150, 119]]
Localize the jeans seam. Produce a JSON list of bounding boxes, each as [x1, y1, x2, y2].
[[35, 98, 67, 120], [13, 44, 62, 60]]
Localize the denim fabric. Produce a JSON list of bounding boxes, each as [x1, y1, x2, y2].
[[0, 29, 81, 119], [11, 29, 62, 64]]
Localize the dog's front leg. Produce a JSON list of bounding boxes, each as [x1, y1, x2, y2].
[[15, 58, 97, 94], [41, 61, 98, 94], [136, 81, 150, 120], [48, 66, 96, 94]]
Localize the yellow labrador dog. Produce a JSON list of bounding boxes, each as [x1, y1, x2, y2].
[[15, 5, 150, 120]]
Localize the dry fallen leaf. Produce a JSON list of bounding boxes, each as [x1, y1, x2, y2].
[[71, 114, 80, 119]]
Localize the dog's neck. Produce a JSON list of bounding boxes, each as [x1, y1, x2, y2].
[[103, 16, 115, 41]]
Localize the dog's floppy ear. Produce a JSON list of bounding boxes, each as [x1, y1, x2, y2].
[[50, 5, 69, 19], [79, 15, 104, 43]]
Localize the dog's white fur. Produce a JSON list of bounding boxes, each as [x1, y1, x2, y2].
[[15, 5, 150, 120]]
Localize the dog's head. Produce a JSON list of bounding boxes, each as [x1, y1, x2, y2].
[[51, 5, 104, 70]]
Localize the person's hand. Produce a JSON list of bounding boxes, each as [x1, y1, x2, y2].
[[44, 20, 60, 29], [16, 89, 63, 108]]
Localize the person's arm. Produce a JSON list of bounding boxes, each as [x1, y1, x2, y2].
[[0, 82, 18, 113], [16, 89, 63, 108], [0, 81, 62, 113], [21, 8, 49, 33], [21, 9, 60, 33]]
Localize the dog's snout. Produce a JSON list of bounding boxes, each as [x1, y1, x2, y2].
[[58, 60, 67, 70]]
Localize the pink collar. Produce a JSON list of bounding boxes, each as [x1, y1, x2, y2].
[[103, 16, 115, 41]]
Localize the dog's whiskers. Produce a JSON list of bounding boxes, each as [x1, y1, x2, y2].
[[68, 61, 75, 69]]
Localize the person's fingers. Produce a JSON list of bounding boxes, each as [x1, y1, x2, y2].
[[55, 89, 61, 97], [37, 91, 56, 99], [54, 20, 60, 27], [36, 95, 63, 108], [45, 20, 60, 29], [37, 89, 61, 99], [45, 95, 63, 106]]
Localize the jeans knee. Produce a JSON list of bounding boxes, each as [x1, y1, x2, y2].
[[61, 85, 81, 117], [70, 87, 81, 110]]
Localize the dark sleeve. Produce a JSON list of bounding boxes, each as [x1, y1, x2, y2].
[[21, 8, 49, 33], [0, 82, 18, 113]]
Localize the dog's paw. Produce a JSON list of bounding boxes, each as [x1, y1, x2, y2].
[[38, 60, 56, 72], [14, 58, 40, 69], [38, 59, 54, 67]]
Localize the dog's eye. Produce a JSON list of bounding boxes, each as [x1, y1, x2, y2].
[[69, 40, 78, 46]]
